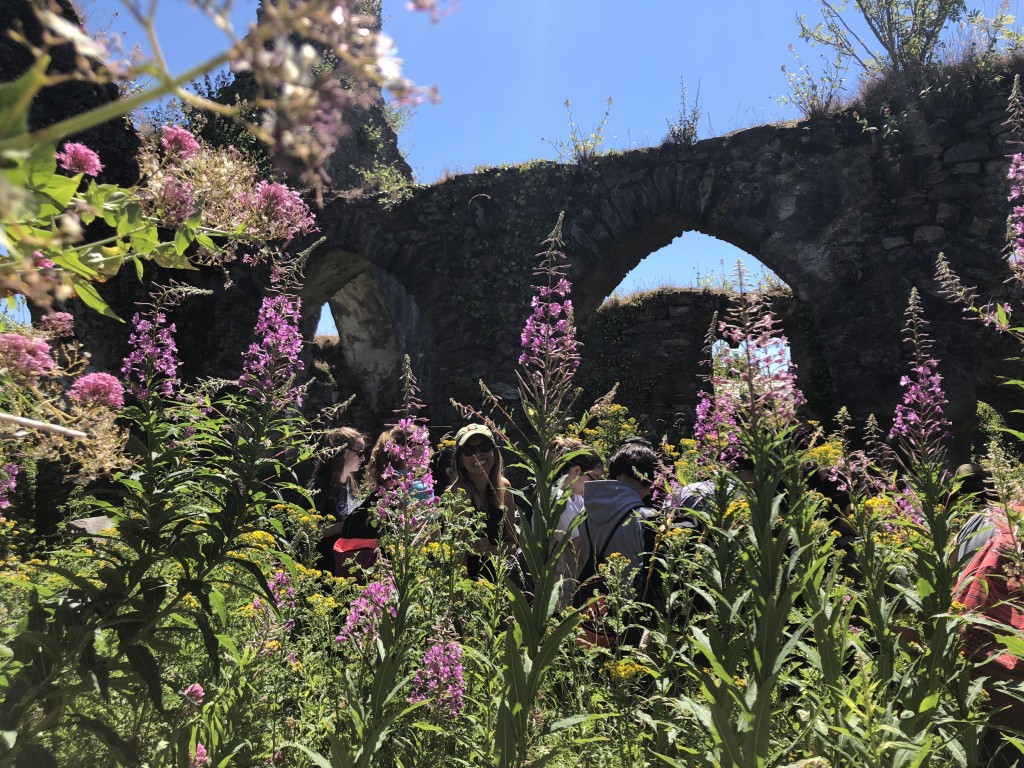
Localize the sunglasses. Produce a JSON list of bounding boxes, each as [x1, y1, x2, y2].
[[347, 447, 367, 459], [583, 469, 603, 481], [461, 439, 494, 457]]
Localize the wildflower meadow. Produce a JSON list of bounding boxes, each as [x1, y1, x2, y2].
[[2, 1, 1024, 767]]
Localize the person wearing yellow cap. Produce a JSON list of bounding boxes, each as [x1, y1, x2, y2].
[[449, 424, 516, 578]]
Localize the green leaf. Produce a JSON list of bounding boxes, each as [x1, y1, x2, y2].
[[281, 742, 332, 768], [174, 227, 195, 255], [918, 690, 939, 713], [124, 644, 163, 709], [70, 276, 122, 321], [71, 714, 132, 763], [129, 225, 160, 256], [37, 172, 81, 216], [0, 57, 49, 141], [152, 245, 197, 270]]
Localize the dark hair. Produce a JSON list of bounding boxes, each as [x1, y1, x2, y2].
[[365, 425, 419, 492], [553, 436, 602, 476], [310, 426, 366, 498], [608, 441, 659, 485], [430, 445, 456, 496]]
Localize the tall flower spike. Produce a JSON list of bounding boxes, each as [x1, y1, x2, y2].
[[888, 288, 950, 460], [518, 214, 579, 377], [238, 292, 305, 409], [694, 267, 805, 467], [375, 357, 435, 523], [120, 310, 180, 400]]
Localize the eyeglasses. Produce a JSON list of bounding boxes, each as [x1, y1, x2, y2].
[[347, 447, 367, 460], [583, 469, 603, 481], [461, 439, 494, 457]]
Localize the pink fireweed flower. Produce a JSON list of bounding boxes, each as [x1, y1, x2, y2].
[[238, 293, 305, 408], [889, 359, 950, 446], [267, 570, 296, 611], [40, 311, 74, 338], [120, 311, 180, 399], [56, 142, 103, 177], [888, 291, 950, 454], [375, 418, 435, 523], [408, 640, 464, 717], [336, 579, 397, 645], [0, 333, 55, 385], [160, 125, 201, 160], [32, 251, 56, 270], [190, 743, 211, 768], [519, 274, 579, 375], [0, 464, 18, 511], [67, 372, 124, 409], [182, 683, 204, 706], [235, 181, 316, 243]]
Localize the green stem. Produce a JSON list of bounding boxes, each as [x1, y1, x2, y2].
[[0, 52, 232, 152]]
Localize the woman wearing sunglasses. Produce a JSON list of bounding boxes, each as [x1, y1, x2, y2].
[[449, 424, 517, 577], [311, 427, 368, 571]]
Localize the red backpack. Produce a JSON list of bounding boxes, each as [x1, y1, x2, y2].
[[955, 512, 1024, 681]]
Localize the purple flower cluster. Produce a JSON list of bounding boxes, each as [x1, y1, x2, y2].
[[0, 332, 55, 385], [160, 125, 201, 160], [267, 570, 296, 611], [182, 683, 205, 707], [889, 360, 950, 444], [238, 294, 305, 408], [694, 294, 805, 470], [55, 142, 103, 177], [408, 640, 465, 717], [693, 391, 742, 470], [1008, 153, 1024, 265], [235, 181, 316, 243], [190, 743, 211, 768], [0, 464, 18, 511], [335, 579, 396, 645], [121, 311, 180, 399], [68, 372, 124, 409], [40, 312, 74, 338], [519, 276, 579, 374], [156, 177, 197, 227], [375, 418, 435, 523]]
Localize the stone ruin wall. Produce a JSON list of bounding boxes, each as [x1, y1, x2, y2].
[[8, 0, 1024, 461]]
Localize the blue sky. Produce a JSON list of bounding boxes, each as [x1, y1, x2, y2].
[[77, 0, 1024, 333]]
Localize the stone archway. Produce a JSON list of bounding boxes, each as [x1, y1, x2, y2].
[[309, 70, 1024, 452]]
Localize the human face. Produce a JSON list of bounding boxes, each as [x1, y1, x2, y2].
[[459, 438, 495, 477], [340, 440, 366, 481], [570, 463, 604, 497]]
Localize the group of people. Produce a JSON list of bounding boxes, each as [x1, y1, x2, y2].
[[307, 424, 1024, 726], [306, 423, 674, 609]]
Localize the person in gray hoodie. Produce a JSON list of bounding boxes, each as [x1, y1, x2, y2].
[[578, 440, 661, 589]]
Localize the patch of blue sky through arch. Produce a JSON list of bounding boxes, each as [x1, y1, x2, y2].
[[606, 232, 780, 300]]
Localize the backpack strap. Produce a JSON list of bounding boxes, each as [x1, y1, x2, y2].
[[579, 504, 641, 585]]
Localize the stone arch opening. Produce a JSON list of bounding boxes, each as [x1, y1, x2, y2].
[[574, 230, 830, 439], [300, 250, 436, 425]]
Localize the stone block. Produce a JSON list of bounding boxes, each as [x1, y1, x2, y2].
[[935, 203, 961, 227], [881, 236, 909, 250], [928, 182, 981, 202], [913, 225, 946, 247], [949, 162, 981, 175], [68, 515, 115, 537], [943, 140, 990, 164]]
